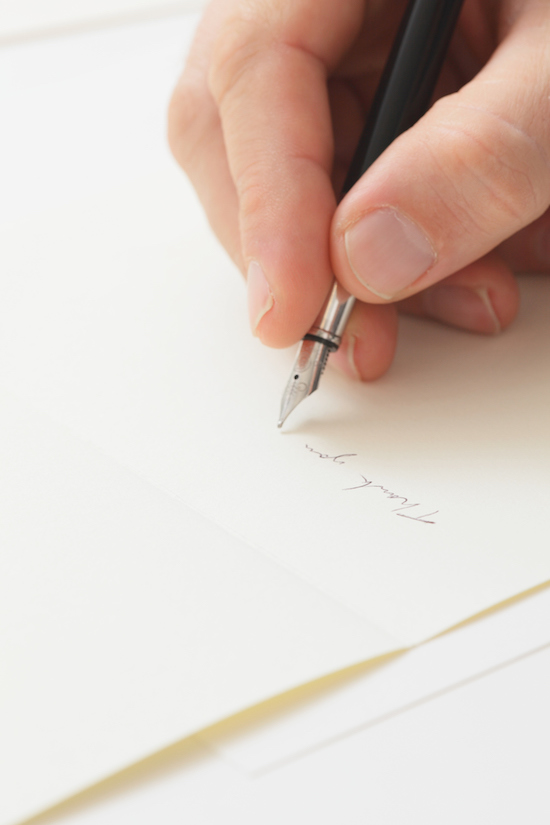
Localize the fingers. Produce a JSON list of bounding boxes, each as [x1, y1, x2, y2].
[[172, 0, 548, 386], [168, 2, 243, 268], [170, 0, 365, 348], [331, 0, 550, 306], [397, 251, 519, 334], [330, 253, 518, 383], [206, 0, 364, 347], [330, 301, 398, 381], [499, 207, 550, 273]]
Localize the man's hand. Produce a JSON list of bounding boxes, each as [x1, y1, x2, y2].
[[169, 0, 550, 380]]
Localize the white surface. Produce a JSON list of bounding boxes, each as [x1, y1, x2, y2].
[[0, 388, 392, 825], [203, 584, 550, 772], [2, 12, 550, 825], [0, 0, 207, 42], [0, 14, 199, 223], [31, 642, 550, 825]]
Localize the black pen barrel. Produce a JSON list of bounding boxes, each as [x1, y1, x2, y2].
[[341, 0, 465, 195]]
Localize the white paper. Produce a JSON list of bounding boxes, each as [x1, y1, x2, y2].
[[3, 169, 549, 644], [0, 389, 396, 825], [0, 0, 206, 42], [202, 585, 550, 772], [2, 163, 550, 824], [20, 644, 550, 825]]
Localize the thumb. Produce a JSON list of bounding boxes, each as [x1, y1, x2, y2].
[[331, 2, 550, 305]]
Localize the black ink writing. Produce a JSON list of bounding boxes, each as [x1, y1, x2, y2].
[[345, 476, 438, 524], [305, 444, 357, 465], [305, 444, 439, 525]]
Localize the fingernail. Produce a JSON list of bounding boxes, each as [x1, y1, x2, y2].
[[423, 285, 501, 334], [247, 260, 273, 335], [344, 208, 435, 299]]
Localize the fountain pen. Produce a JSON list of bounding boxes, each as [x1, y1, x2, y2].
[[277, 0, 464, 428]]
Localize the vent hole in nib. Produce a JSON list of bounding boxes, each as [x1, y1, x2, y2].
[[294, 374, 299, 379]]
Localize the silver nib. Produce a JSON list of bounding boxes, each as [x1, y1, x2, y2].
[[277, 282, 356, 428], [277, 338, 331, 429]]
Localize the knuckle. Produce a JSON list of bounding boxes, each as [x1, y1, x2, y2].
[[428, 95, 550, 237], [234, 155, 269, 222], [208, 11, 270, 110], [167, 70, 208, 170]]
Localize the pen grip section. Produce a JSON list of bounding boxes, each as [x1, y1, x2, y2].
[[341, 0, 465, 195], [312, 284, 356, 349]]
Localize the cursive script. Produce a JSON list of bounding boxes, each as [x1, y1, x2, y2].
[[345, 476, 438, 524], [305, 444, 438, 524], [305, 445, 357, 465]]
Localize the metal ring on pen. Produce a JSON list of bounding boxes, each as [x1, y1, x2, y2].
[[303, 327, 342, 352], [303, 332, 341, 352]]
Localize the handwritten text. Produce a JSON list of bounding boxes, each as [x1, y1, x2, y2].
[[305, 444, 438, 524], [305, 445, 357, 465]]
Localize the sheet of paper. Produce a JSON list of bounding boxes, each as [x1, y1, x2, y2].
[[0, 388, 396, 825], [2, 166, 550, 825], [23, 644, 550, 825], [201, 585, 550, 772], [0, 0, 206, 42], [3, 167, 549, 645]]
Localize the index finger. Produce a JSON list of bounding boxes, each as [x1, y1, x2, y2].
[[207, 0, 364, 347]]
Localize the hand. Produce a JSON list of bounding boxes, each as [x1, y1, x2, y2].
[[169, 0, 550, 380]]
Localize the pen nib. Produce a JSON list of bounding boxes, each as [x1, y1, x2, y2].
[[277, 338, 331, 429]]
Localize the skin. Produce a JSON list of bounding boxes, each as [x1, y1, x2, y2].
[[168, 0, 550, 381]]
